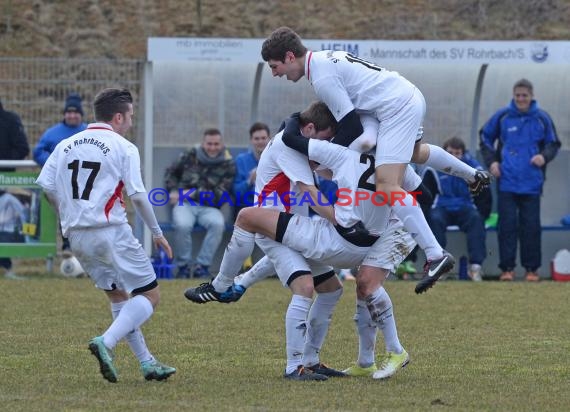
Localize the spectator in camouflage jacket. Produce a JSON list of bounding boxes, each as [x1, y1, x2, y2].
[[164, 128, 236, 278]]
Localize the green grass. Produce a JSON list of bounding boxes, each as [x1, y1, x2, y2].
[[1, 275, 569, 411]]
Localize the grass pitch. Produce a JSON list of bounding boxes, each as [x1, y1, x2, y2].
[[1, 274, 569, 411]]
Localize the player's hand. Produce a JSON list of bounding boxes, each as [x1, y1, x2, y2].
[[153, 235, 173, 260], [489, 161, 501, 178]]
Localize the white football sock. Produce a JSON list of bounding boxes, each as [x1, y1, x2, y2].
[[355, 299, 377, 368], [111, 301, 154, 363], [212, 226, 255, 292], [285, 295, 312, 374], [303, 288, 343, 367], [103, 295, 153, 349], [366, 287, 403, 354], [234, 256, 275, 289], [424, 144, 476, 182], [392, 194, 443, 261]]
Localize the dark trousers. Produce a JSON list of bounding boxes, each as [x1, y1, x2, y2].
[[0, 232, 14, 269], [497, 192, 541, 272], [430, 206, 487, 265], [0, 257, 11, 270]]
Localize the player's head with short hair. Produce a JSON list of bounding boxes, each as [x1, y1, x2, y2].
[[94, 88, 134, 135], [299, 101, 337, 134], [93, 88, 133, 122], [443, 136, 466, 158], [261, 27, 307, 62]]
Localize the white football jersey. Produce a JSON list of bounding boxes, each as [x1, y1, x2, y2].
[[309, 140, 420, 235], [255, 130, 315, 216], [305, 50, 416, 121], [36, 123, 146, 236]]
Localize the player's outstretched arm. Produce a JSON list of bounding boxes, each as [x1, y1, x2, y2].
[[130, 191, 171, 256]]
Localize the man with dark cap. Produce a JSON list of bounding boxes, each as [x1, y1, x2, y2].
[[33, 93, 87, 253], [33, 93, 87, 166]]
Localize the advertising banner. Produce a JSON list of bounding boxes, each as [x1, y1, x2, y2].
[[0, 172, 57, 258], [148, 37, 570, 65]]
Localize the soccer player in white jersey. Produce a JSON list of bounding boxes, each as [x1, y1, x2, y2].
[[187, 102, 357, 381], [189, 104, 420, 380], [36, 88, 175, 383], [261, 27, 492, 294]]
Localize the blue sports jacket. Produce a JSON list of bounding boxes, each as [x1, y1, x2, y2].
[[33, 121, 87, 166], [479, 100, 560, 195], [233, 150, 259, 207]]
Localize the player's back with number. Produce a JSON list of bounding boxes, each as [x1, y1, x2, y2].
[[41, 124, 143, 236]]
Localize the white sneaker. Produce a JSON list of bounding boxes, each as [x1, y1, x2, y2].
[[372, 350, 410, 380], [469, 264, 483, 282]]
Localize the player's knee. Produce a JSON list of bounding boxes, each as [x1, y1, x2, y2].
[[236, 207, 255, 230], [289, 275, 315, 298], [133, 282, 160, 308]]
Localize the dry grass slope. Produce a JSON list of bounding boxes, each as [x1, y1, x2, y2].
[[1, 0, 569, 58]]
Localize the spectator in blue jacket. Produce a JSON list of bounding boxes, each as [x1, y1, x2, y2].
[[233, 122, 270, 210], [33, 93, 87, 166], [33, 93, 87, 253], [480, 79, 560, 282], [428, 137, 491, 282]]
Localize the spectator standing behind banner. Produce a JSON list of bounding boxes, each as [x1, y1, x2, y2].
[[480, 78, 560, 282], [164, 128, 236, 279], [428, 137, 491, 282], [0, 98, 30, 280], [33, 93, 87, 254], [233, 122, 270, 211]]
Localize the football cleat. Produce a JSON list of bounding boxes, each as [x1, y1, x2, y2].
[[283, 365, 328, 381], [372, 350, 410, 380], [231, 283, 247, 302], [306, 362, 347, 377], [88, 336, 118, 383], [184, 282, 237, 304], [343, 363, 378, 377], [469, 170, 492, 196], [415, 250, 455, 294], [141, 360, 176, 381]]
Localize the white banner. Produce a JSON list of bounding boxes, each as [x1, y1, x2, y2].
[[148, 37, 570, 65]]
